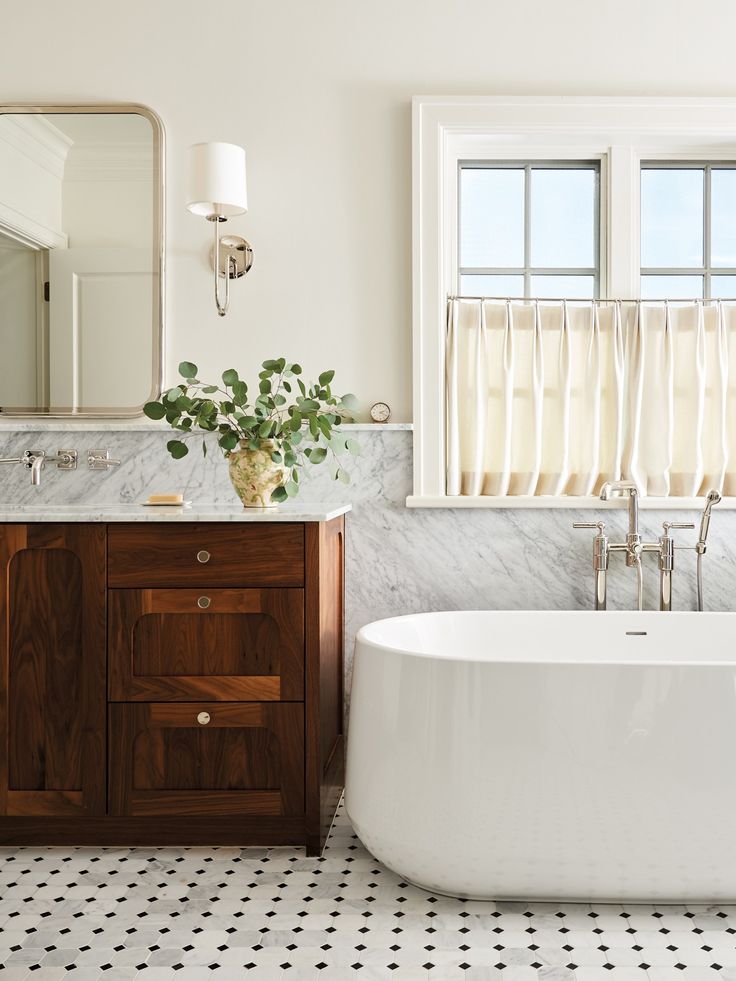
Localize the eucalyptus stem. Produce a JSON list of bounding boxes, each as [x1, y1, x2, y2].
[[144, 358, 360, 502]]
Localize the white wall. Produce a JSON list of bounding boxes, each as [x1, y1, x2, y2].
[[3, 0, 736, 421]]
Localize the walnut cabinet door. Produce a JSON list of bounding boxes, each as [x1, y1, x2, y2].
[[108, 588, 304, 701], [108, 702, 305, 817], [0, 524, 106, 817]]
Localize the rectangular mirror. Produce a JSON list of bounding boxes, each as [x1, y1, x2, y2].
[[0, 104, 164, 416]]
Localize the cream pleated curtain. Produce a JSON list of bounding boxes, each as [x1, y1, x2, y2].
[[446, 298, 736, 498]]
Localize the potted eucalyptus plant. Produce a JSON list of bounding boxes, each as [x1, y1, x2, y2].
[[144, 359, 359, 507]]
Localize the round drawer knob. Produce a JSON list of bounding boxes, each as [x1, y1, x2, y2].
[[197, 711, 211, 726], [197, 596, 211, 609], [196, 549, 211, 564]]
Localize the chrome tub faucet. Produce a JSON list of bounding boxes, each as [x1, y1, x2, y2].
[[575, 482, 720, 612]]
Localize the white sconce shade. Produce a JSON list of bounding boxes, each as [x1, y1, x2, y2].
[[186, 142, 248, 218]]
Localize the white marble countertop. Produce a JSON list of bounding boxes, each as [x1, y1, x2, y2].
[[0, 502, 351, 523]]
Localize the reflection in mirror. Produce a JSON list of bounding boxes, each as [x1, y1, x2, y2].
[[0, 106, 163, 416]]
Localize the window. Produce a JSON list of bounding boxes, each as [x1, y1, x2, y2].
[[459, 162, 600, 299], [641, 163, 736, 299], [412, 97, 736, 507]]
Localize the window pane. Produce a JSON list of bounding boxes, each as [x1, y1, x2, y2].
[[530, 275, 595, 299], [711, 170, 736, 267], [641, 168, 703, 267], [530, 168, 596, 267], [459, 274, 524, 298], [711, 275, 736, 298], [460, 168, 524, 267], [640, 275, 703, 299]]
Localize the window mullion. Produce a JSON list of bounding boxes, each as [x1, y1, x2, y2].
[[705, 165, 712, 299], [524, 164, 532, 298]]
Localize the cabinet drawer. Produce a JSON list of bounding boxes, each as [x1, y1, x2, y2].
[[109, 588, 303, 701], [107, 523, 304, 587], [108, 702, 304, 817]]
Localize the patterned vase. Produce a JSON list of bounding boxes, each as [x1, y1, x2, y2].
[[227, 440, 287, 508]]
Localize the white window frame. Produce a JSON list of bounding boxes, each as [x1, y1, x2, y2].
[[409, 95, 736, 508]]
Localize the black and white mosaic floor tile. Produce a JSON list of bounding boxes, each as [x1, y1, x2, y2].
[[1, 800, 736, 980]]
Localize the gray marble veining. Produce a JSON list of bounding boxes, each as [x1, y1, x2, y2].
[[1, 428, 735, 699]]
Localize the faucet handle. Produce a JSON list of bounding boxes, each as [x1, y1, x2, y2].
[[662, 521, 695, 533], [573, 521, 606, 533], [88, 449, 122, 471]]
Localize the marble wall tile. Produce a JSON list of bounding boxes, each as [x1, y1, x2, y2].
[[1, 428, 735, 697]]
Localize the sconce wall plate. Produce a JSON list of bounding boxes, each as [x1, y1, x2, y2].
[[210, 235, 254, 279]]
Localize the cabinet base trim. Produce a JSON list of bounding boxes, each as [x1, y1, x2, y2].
[[0, 815, 309, 847]]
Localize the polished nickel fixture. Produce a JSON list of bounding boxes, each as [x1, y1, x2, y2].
[[186, 142, 253, 317], [574, 481, 721, 612], [0, 446, 124, 485], [0, 449, 77, 486]]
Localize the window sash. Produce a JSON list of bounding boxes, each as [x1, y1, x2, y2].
[[640, 161, 736, 298], [458, 160, 601, 298]]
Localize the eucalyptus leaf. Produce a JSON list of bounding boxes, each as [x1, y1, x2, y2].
[[218, 432, 239, 451], [222, 368, 239, 386], [179, 361, 198, 378], [319, 369, 335, 385], [271, 485, 288, 502], [167, 439, 189, 459], [143, 401, 167, 420]]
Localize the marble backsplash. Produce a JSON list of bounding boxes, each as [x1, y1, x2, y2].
[[1, 426, 735, 695]]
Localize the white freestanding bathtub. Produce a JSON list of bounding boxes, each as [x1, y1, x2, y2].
[[345, 610, 736, 902]]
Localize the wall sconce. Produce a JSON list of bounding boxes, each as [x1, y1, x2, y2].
[[186, 141, 253, 317]]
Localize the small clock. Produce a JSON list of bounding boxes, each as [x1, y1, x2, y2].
[[370, 401, 391, 424]]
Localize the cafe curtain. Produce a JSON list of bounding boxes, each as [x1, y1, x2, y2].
[[446, 298, 736, 498]]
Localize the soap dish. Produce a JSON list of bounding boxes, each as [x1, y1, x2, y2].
[[140, 500, 192, 508]]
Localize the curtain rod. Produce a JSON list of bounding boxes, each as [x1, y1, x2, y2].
[[447, 294, 736, 304]]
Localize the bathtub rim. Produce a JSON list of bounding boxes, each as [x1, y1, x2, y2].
[[355, 609, 736, 667]]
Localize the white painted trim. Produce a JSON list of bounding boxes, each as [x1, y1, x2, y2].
[[0, 114, 71, 179], [406, 494, 736, 510], [412, 95, 736, 505], [63, 142, 154, 182], [0, 204, 67, 251]]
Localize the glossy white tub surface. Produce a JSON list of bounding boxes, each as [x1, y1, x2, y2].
[[345, 610, 736, 901]]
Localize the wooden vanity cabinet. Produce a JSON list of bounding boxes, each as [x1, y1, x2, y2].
[[0, 517, 345, 854]]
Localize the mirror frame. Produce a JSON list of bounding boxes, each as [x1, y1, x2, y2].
[[0, 103, 165, 418]]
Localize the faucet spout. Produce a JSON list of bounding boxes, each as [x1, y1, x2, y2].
[[24, 450, 46, 487], [600, 480, 640, 540]]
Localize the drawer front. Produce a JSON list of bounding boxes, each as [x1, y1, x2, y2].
[[109, 588, 304, 701], [107, 523, 304, 587], [108, 702, 304, 817]]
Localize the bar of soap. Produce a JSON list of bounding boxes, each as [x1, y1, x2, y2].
[[147, 493, 184, 505]]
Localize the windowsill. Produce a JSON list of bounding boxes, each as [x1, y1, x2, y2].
[[406, 494, 736, 510]]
